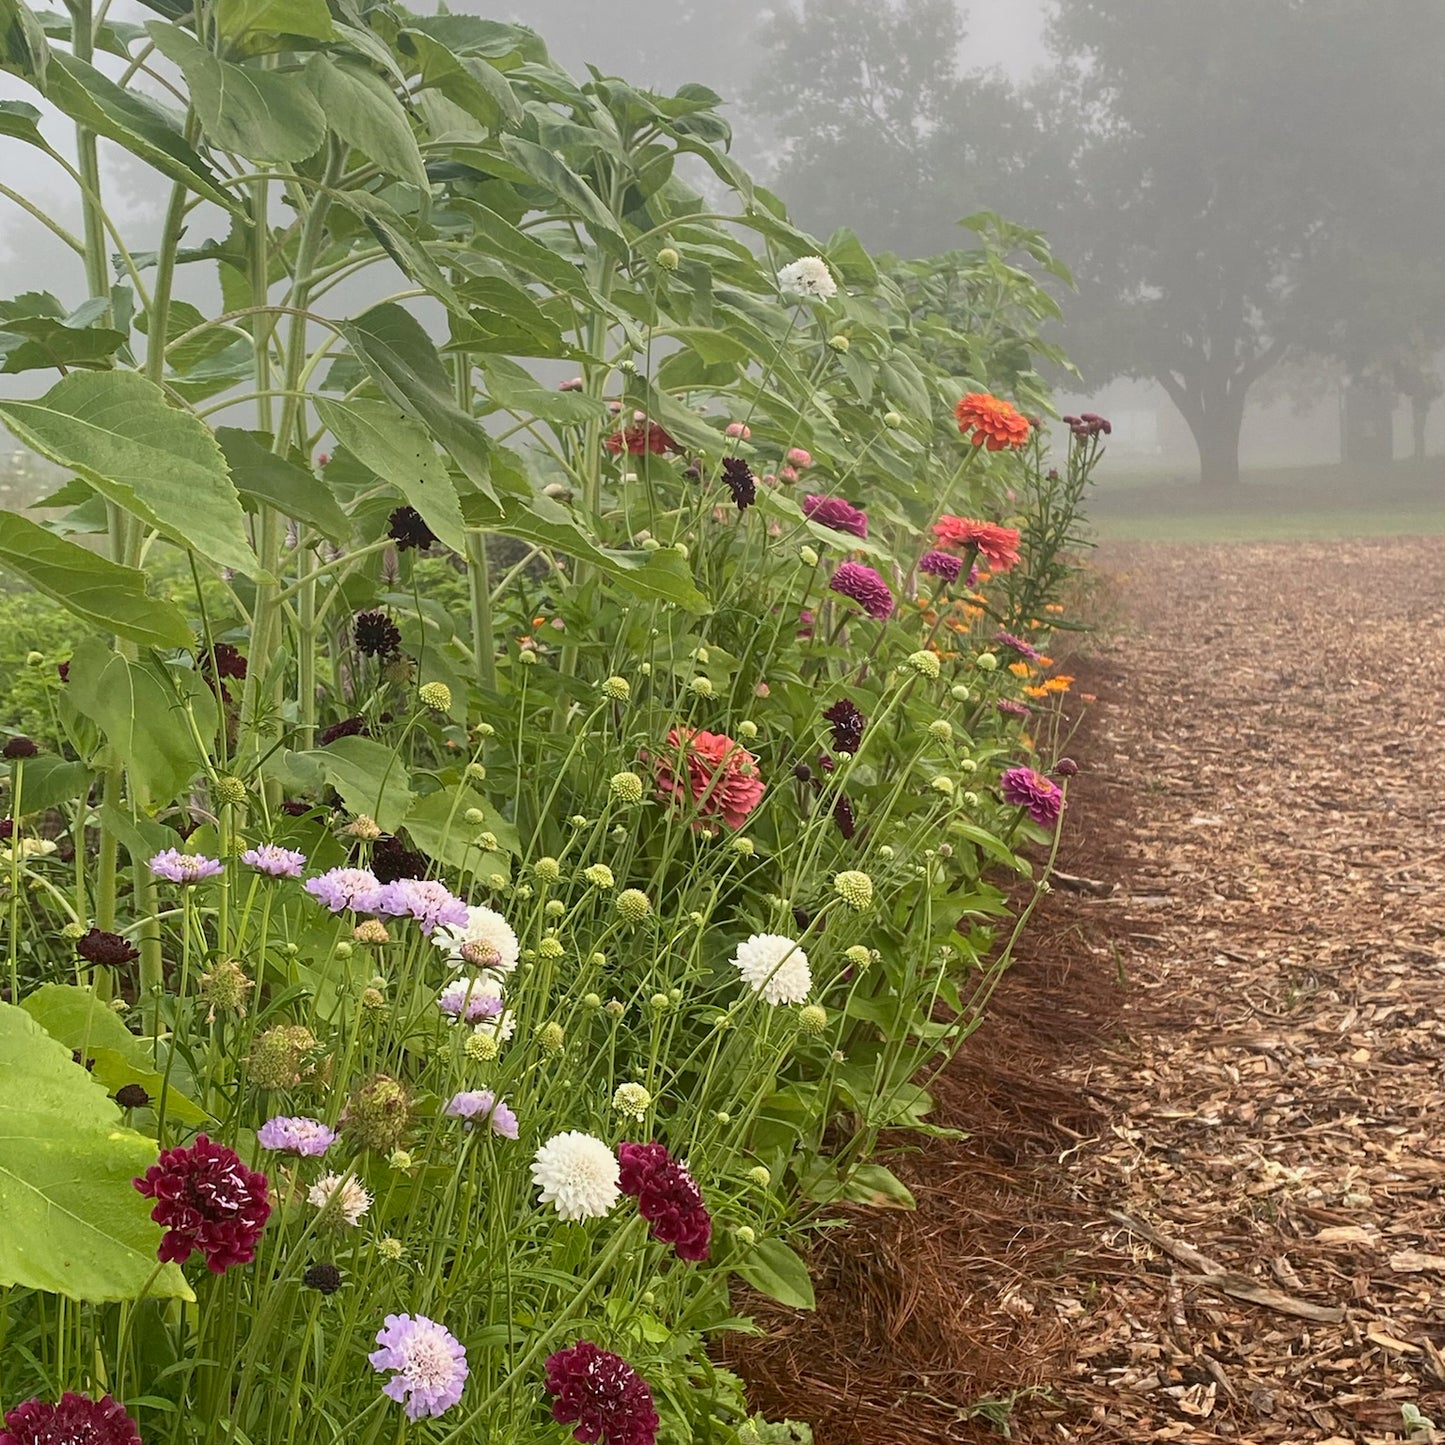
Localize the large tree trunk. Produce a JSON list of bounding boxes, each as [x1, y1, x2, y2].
[[1340, 374, 1394, 467], [1410, 394, 1430, 463], [1157, 364, 1252, 489]]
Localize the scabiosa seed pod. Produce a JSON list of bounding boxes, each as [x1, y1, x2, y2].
[[3, 735, 39, 759], [133, 1134, 270, 1273], [303, 1261, 343, 1295], [74, 927, 139, 967], [354, 610, 402, 659], [0, 1394, 142, 1445], [246, 1024, 317, 1090], [617, 1141, 712, 1261], [341, 1074, 412, 1153], [387, 505, 438, 552], [616, 888, 652, 924], [198, 957, 253, 1020]]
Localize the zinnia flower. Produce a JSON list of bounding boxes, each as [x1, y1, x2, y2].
[[369, 1314, 469, 1421], [378, 878, 469, 935], [802, 494, 867, 539], [354, 611, 402, 658], [0, 1394, 141, 1445], [652, 727, 766, 831], [931, 516, 1022, 572], [147, 849, 224, 884], [133, 1134, 270, 1273], [604, 421, 678, 457], [954, 393, 1030, 450], [997, 698, 1031, 719], [1000, 766, 1064, 828], [996, 629, 1043, 663], [828, 561, 894, 620], [531, 1131, 621, 1220], [240, 844, 307, 879], [776, 256, 838, 300], [305, 867, 385, 914], [445, 1090, 519, 1139], [74, 928, 138, 967], [618, 1142, 712, 1262], [388, 505, 437, 551], [918, 549, 963, 583], [822, 697, 865, 753], [432, 904, 520, 975], [721, 456, 756, 511], [308, 1171, 371, 1227], [731, 933, 811, 1005], [545, 1342, 659, 1445], [257, 1115, 335, 1157], [436, 975, 504, 1023]]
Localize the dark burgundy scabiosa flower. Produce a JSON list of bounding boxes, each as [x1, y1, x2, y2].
[[822, 697, 865, 754], [0, 1393, 142, 1445], [318, 716, 369, 748], [3, 736, 39, 760], [75, 928, 139, 967], [617, 1142, 713, 1261], [0, 818, 12, 842], [995, 630, 1043, 664], [115, 1084, 151, 1110], [370, 834, 428, 885], [802, 494, 868, 539], [133, 1134, 270, 1274], [354, 611, 402, 659], [303, 1261, 343, 1295], [387, 505, 438, 552], [918, 549, 963, 584], [56, 661, 70, 683], [1054, 757, 1079, 778], [1000, 766, 1065, 828], [828, 561, 894, 621], [720, 456, 756, 511], [204, 643, 248, 683], [545, 1341, 660, 1445], [280, 800, 313, 817], [833, 792, 857, 840]]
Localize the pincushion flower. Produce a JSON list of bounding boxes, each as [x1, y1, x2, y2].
[[437, 975, 504, 1023], [919, 549, 963, 583], [370, 1314, 468, 1421], [823, 696, 865, 754], [1000, 766, 1064, 827], [954, 392, 1031, 450], [931, 515, 1022, 572], [305, 867, 385, 914], [308, 1171, 372, 1227], [378, 878, 469, 935], [148, 849, 223, 884], [618, 1141, 712, 1261], [257, 1115, 335, 1157], [721, 456, 756, 511], [432, 905, 520, 975], [445, 1090, 519, 1139], [531, 1131, 621, 1220], [545, 1341, 659, 1445], [731, 933, 812, 1005], [241, 844, 307, 879], [74, 927, 138, 966], [776, 255, 837, 300], [388, 505, 437, 551], [802, 494, 868, 538], [828, 561, 894, 620], [134, 1134, 270, 1273], [354, 610, 402, 658], [653, 727, 766, 831], [0, 1394, 142, 1445]]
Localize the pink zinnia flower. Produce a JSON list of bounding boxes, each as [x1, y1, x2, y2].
[[652, 727, 765, 831], [802, 494, 868, 539], [618, 1142, 712, 1261], [828, 561, 894, 621], [133, 1134, 270, 1273], [1000, 766, 1064, 827], [545, 1342, 659, 1445], [918, 550, 963, 583], [0, 1394, 141, 1445]]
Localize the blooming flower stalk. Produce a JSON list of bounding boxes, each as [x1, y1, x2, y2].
[[133, 1135, 270, 1273]]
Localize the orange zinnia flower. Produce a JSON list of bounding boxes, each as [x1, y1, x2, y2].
[[1045, 675, 1074, 694], [1008, 660, 1032, 678], [931, 515, 1022, 572], [1023, 685, 1049, 699], [954, 393, 1031, 451], [1045, 603, 1065, 615]]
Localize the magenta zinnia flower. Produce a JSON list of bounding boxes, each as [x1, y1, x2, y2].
[[617, 1141, 712, 1262], [802, 494, 868, 539], [828, 561, 894, 621], [369, 1314, 468, 1421], [378, 878, 469, 935], [1000, 766, 1064, 827], [0, 1393, 141, 1445], [444, 1090, 519, 1139], [918, 549, 962, 584], [996, 698, 1031, 719], [133, 1134, 270, 1273], [304, 867, 385, 914], [257, 1115, 335, 1157], [241, 844, 307, 879], [545, 1341, 659, 1445], [148, 849, 223, 884], [995, 630, 1042, 663]]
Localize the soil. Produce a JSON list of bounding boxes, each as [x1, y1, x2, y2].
[[728, 538, 1445, 1445]]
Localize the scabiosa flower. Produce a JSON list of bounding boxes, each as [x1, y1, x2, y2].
[[724, 420, 751, 439], [305, 867, 385, 915], [822, 697, 865, 754], [652, 727, 766, 831], [115, 1084, 150, 1110], [354, 610, 402, 658], [74, 927, 139, 967], [318, 715, 369, 747], [833, 869, 874, 911], [954, 393, 1031, 450], [445, 1089, 519, 1139], [241, 844, 307, 879], [617, 1142, 712, 1261], [802, 494, 867, 538], [147, 849, 223, 884], [341, 1074, 412, 1154], [721, 456, 756, 511], [370, 1314, 468, 1421], [531, 1131, 621, 1220], [932, 516, 1022, 572], [996, 630, 1043, 663], [257, 1116, 335, 1157], [833, 793, 857, 840], [786, 447, 813, 468], [919, 549, 963, 583], [731, 933, 811, 1006], [545, 1342, 659, 1445], [133, 1135, 270, 1273], [303, 1261, 343, 1295], [3, 735, 38, 759], [370, 835, 427, 885], [828, 561, 894, 620], [308, 1171, 371, 1227], [436, 975, 504, 1024], [1000, 766, 1064, 828], [378, 878, 469, 935], [604, 420, 679, 457], [432, 905, 520, 975], [777, 255, 838, 300], [0, 1394, 141, 1445], [387, 505, 437, 552], [612, 1083, 652, 1120]]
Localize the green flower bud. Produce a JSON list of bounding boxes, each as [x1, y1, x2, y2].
[[747, 1165, 772, 1188], [537, 1021, 565, 1055], [974, 652, 999, 672], [214, 775, 247, 808], [612, 1082, 652, 1119], [931, 775, 955, 796], [951, 683, 971, 702], [689, 676, 714, 699], [797, 1003, 828, 1036], [533, 857, 562, 884], [833, 869, 874, 911], [737, 720, 758, 740], [418, 681, 451, 712], [828, 334, 850, 352], [464, 807, 486, 825], [610, 771, 644, 804], [929, 719, 953, 741], [465, 1029, 500, 1062], [656, 246, 680, 271], [617, 888, 652, 923], [601, 675, 631, 702], [584, 863, 615, 889], [844, 945, 872, 968], [906, 650, 941, 680], [883, 410, 903, 428], [799, 545, 819, 567], [538, 935, 564, 960]]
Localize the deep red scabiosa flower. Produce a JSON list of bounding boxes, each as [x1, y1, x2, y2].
[[545, 1341, 659, 1445], [720, 456, 756, 511], [652, 727, 765, 831], [387, 505, 437, 552], [318, 715, 369, 747], [604, 420, 678, 457], [3, 736, 39, 760], [833, 793, 857, 840], [828, 561, 894, 620], [1000, 766, 1064, 827], [931, 515, 1022, 572], [1054, 757, 1079, 778], [75, 928, 139, 967], [369, 834, 427, 885], [617, 1142, 712, 1261], [0, 1393, 142, 1445], [354, 611, 402, 659], [954, 393, 1030, 450], [918, 549, 963, 584], [802, 494, 868, 539], [134, 1134, 270, 1273], [201, 643, 248, 684], [822, 697, 865, 753]]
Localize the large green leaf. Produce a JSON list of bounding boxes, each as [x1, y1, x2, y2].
[[305, 54, 425, 188], [732, 1238, 815, 1311], [0, 371, 257, 576], [215, 0, 335, 46], [0, 512, 192, 648], [0, 314, 127, 373], [499, 135, 623, 251], [479, 357, 609, 426], [304, 735, 413, 832], [402, 28, 521, 131], [404, 785, 517, 871], [0, 1003, 193, 1303], [328, 191, 461, 309], [215, 427, 350, 542]]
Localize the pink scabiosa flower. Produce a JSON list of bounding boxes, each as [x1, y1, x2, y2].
[[240, 844, 307, 879], [148, 849, 223, 884], [918, 549, 963, 584], [724, 421, 751, 439], [378, 878, 469, 935], [0, 1394, 141, 1445], [133, 1134, 270, 1273], [652, 727, 766, 831], [369, 1314, 468, 1421], [445, 1089, 519, 1139], [545, 1342, 660, 1445], [802, 494, 867, 539], [785, 446, 812, 468], [436, 976, 504, 1023], [257, 1116, 335, 1157], [828, 561, 894, 621], [1000, 766, 1064, 827], [305, 867, 385, 914], [618, 1142, 712, 1262]]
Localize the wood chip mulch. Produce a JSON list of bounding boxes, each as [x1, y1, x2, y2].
[[729, 538, 1445, 1445]]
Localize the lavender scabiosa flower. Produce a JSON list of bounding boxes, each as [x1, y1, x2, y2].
[[802, 494, 868, 539], [436, 976, 504, 1023], [828, 561, 894, 621], [1000, 766, 1065, 828], [257, 1116, 335, 1157], [378, 878, 469, 935], [305, 867, 385, 914], [445, 1090, 519, 1139], [369, 1314, 468, 1421], [148, 849, 224, 884], [918, 549, 963, 584], [241, 844, 307, 879]]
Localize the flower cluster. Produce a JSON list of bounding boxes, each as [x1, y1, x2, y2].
[[545, 1342, 659, 1445]]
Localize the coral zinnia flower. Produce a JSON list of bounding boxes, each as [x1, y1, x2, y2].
[[954, 393, 1030, 450], [931, 515, 1022, 572], [604, 420, 679, 457], [653, 727, 765, 830]]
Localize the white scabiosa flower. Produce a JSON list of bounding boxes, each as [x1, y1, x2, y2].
[[611, 1082, 652, 1120], [432, 905, 520, 976], [530, 1131, 620, 1220], [308, 1171, 372, 1227], [776, 255, 838, 300], [731, 933, 811, 1006]]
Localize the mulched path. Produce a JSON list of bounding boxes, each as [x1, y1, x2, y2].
[[731, 538, 1445, 1445]]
